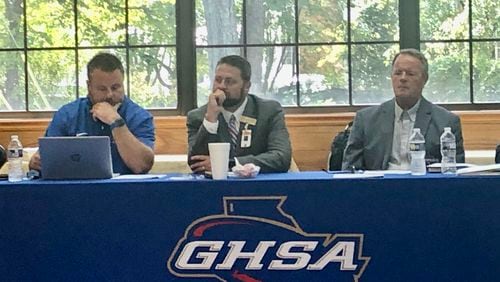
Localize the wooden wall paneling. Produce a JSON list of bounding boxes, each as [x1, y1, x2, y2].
[[154, 117, 188, 154], [1, 111, 499, 171], [285, 114, 354, 171], [0, 119, 49, 148], [459, 111, 500, 150]]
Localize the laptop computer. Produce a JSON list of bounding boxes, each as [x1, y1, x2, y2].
[[38, 136, 113, 179]]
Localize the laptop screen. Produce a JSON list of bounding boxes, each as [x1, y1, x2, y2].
[[39, 136, 113, 179]]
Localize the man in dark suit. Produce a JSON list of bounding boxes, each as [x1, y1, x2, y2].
[[342, 48, 465, 170], [187, 55, 291, 173]]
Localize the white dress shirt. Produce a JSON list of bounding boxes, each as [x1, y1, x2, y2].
[[388, 99, 421, 170]]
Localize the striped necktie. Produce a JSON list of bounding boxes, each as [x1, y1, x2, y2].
[[228, 114, 239, 152]]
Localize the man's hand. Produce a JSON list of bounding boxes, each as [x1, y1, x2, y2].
[[205, 89, 226, 122], [91, 102, 121, 125], [190, 155, 211, 173], [29, 151, 42, 171]]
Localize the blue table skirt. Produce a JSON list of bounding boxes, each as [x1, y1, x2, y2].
[[1, 172, 500, 281]]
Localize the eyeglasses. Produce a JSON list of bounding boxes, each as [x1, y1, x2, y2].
[[214, 77, 239, 86]]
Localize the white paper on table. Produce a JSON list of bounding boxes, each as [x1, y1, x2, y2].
[[427, 163, 477, 173], [333, 173, 384, 179], [456, 164, 500, 175], [113, 174, 166, 180], [364, 170, 411, 175]]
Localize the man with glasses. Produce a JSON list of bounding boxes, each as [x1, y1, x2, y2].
[[342, 48, 465, 171], [187, 55, 291, 173]]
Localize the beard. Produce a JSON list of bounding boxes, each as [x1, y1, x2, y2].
[[222, 88, 246, 108], [223, 97, 242, 107], [88, 93, 123, 107]]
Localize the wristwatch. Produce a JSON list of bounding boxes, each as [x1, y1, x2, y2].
[[110, 117, 126, 130]]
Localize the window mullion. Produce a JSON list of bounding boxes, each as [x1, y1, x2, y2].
[[399, 0, 420, 49], [176, 0, 197, 114]]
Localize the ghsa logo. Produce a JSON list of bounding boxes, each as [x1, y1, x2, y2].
[[167, 196, 370, 282]]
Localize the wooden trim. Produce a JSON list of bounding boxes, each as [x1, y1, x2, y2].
[[1, 111, 500, 170]]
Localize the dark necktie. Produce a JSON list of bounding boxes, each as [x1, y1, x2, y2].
[[228, 115, 239, 153]]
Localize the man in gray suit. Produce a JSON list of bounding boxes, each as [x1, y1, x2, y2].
[[342, 48, 465, 171], [187, 55, 291, 173]]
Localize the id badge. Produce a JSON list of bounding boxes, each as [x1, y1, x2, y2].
[[241, 129, 252, 148]]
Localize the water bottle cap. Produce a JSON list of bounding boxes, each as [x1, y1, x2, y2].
[[11, 135, 18, 140], [444, 127, 451, 132]]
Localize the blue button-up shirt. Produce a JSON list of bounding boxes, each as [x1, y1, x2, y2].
[[45, 96, 155, 174]]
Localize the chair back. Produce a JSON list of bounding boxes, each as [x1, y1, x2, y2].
[[0, 145, 6, 170], [495, 145, 500, 164], [328, 121, 353, 171]]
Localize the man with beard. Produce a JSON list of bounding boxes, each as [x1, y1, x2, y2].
[[187, 55, 291, 173], [342, 48, 465, 171], [29, 52, 155, 174]]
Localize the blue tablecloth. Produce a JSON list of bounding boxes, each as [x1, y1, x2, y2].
[[1, 172, 500, 281]]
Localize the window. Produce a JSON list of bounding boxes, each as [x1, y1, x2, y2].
[[496, 41, 500, 60], [421, 0, 499, 104], [0, 1, 498, 115], [195, 0, 399, 108], [0, 0, 176, 113]]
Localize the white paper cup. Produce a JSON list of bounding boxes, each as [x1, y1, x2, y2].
[[208, 142, 230, 180]]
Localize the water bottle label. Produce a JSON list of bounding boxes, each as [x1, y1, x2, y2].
[[441, 143, 456, 150], [8, 149, 23, 158], [409, 143, 424, 151]]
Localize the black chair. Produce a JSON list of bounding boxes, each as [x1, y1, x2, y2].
[[495, 144, 500, 164], [328, 121, 353, 171], [0, 145, 6, 170]]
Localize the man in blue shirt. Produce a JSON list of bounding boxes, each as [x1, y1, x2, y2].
[[29, 53, 155, 174]]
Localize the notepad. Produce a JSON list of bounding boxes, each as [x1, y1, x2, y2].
[[427, 162, 477, 173], [456, 164, 500, 175]]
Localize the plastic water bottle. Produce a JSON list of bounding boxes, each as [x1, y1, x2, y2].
[[409, 128, 426, 175], [440, 127, 457, 174], [8, 135, 24, 182]]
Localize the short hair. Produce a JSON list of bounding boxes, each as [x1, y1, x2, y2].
[[392, 48, 429, 81], [87, 53, 124, 79], [216, 55, 252, 81]]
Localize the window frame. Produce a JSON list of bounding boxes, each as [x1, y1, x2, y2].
[[0, 0, 499, 119], [0, 0, 180, 118]]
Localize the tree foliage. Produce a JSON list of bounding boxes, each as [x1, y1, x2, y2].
[[197, 0, 497, 106], [421, 0, 499, 103], [0, 0, 176, 111], [0, 0, 498, 111]]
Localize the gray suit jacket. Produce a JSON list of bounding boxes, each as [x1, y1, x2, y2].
[[342, 98, 465, 170], [187, 94, 292, 172]]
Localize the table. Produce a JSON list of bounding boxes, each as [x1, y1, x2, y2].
[[1, 172, 500, 281]]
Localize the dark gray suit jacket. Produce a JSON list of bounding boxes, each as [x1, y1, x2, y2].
[[342, 98, 465, 170], [187, 94, 292, 172]]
